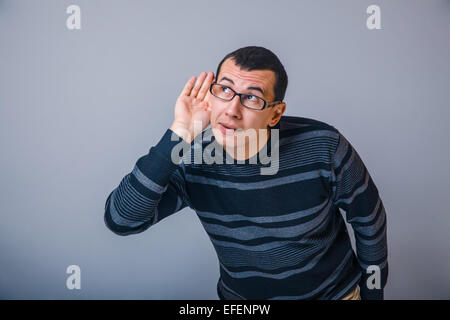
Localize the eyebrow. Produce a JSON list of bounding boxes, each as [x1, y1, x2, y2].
[[219, 77, 265, 96]]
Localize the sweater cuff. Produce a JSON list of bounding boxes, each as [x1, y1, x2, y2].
[[359, 285, 384, 300], [134, 129, 191, 187], [358, 261, 388, 300], [152, 128, 191, 162]]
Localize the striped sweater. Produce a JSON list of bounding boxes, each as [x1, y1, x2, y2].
[[104, 115, 388, 300]]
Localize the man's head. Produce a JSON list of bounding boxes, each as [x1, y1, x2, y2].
[[206, 46, 288, 152]]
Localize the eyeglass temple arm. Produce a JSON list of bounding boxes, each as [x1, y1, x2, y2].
[[267, 100, 282, 107]]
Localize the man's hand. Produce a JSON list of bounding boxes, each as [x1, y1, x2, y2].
[[170, 71, 215, 143]]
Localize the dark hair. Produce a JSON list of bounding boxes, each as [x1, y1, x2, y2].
[[215, 46, 288, 102]]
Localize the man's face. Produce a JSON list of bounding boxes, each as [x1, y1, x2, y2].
[[207, 58, 285, 149]]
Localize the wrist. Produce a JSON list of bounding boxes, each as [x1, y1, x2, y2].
[[170, 122, 193, 143]]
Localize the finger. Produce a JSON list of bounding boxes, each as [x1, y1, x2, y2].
[[197, 72, 214, 101], [181, 76, 196, 96], [182, 76, 196, 96], [190, 72, 207, 98]]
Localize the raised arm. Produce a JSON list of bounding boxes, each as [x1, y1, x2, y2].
[[104, 129, 191, 235], [104, 71, 215, 235]]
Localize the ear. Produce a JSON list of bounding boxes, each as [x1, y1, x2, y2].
[[268, 102, 286, 127]]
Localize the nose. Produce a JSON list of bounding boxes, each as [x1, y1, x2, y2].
[[224, 95, 242, 119]]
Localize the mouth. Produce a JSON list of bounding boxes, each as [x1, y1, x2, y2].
[[218, 123, 242, 135]]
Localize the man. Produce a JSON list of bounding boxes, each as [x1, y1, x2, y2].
[[104, 46, 388, 300]]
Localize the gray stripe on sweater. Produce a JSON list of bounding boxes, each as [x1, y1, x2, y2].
[[109, 190, 153, 228], [200, 201, 331, 241], [195, 198, 330, 224], [186, 169, 332, 191], [267, 250, 354, 299], [132, 165, 168, 194]]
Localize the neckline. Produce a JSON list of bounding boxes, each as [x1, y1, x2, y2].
[[218, 129, 274, 166]]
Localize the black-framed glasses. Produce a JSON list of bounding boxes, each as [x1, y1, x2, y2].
[[209, 83, 282, 110]]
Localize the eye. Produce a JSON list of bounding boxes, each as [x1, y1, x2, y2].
[[222, 86, 231, 93], [246, 94, 257, 101]]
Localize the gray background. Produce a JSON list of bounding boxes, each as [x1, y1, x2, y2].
[[1, 0, 449, 299]]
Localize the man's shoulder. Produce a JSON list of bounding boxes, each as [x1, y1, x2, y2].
[[277, 115, 340, 138], [275, 116, 341, 160]]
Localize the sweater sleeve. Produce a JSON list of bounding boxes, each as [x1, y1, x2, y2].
[[330, 131, 389, 300], [104, 129, 192, 236]]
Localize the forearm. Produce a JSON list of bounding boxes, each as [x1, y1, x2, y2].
[[104, 129, 190, 235], [352, 198, 389, 300]]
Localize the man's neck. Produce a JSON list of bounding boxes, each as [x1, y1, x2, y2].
[[224, 128, 271, 161]]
